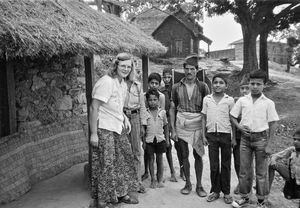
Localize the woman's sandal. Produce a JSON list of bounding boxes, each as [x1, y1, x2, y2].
[[120, 195, 139, 204]]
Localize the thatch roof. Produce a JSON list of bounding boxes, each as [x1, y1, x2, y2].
[[0, 0, 167, 60]]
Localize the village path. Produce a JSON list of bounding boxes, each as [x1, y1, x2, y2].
[[2, 145, 298, 208]]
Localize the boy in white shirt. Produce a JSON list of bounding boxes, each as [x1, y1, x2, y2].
[[202, 73, 235, 204], [231, 70, 279, 208]]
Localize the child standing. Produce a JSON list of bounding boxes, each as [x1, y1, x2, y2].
[[143, 89, 169, 188], [160, 67, 177, 182], [201, 73, 235, 204], [232, 77, 251, 194], [231, 70, 279, 208], [142, 72, 166, 181], [268, 128, 300, 207]]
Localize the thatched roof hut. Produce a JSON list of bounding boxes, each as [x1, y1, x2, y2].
[[0, 0, 167, 60]]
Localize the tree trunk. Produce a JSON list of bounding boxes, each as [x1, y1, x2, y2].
[[259, 31, 269, 81], [241, 25, 259, 75]]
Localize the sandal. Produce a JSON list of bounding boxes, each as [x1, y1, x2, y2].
[[206, 192, 220, 202], [120, 195, 139, 204], [224, 194, 233, 204]]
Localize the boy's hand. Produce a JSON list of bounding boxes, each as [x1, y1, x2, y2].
[[231, 139, 237, 148], [203, 136, 208, 146], [238, 125, 251, 136], [90, 133, 99, 147], [265, 144, 272, 155], [171, 129, 178, 142]]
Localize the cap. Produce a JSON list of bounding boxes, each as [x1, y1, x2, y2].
[[184, 55, 199, 67]]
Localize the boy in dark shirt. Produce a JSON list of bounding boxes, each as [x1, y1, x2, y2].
[[160, 67, 177, 182]]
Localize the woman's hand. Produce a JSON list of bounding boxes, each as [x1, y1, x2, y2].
[[123, 115, 131, 134], [90, 133, 99, 147]]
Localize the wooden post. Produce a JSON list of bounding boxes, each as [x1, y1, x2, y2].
[[84, 54, 95, 181], [6, 61, 17, 134], [142, 55, 149, 92], [207, 44, 210, 58]]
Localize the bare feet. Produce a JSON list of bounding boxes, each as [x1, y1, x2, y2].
[[170, 174, 177, 182], [157, 182, 164, 188], [142, 173, 149, 181], [150, 180, 156, 189]]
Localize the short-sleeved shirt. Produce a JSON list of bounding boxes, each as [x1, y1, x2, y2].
[[144, 108, 168, 143], [92, 75, 127, 134], [202, 94, 235, 133], [230, 93, 279, 132], [124, 80, 147, 122], [171, 78, 210, 113]]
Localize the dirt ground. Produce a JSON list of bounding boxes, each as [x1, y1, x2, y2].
[[2, 59, 300, 208]]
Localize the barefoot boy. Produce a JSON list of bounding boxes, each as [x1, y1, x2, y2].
[[142, 73, 165, 181], [160, 67, 177, 182], [143, 89, 169, 188]]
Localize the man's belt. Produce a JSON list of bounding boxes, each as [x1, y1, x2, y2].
[[123, 108, 140, 116]]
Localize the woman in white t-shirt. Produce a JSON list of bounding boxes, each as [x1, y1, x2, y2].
[[89, 53, 139, 208]]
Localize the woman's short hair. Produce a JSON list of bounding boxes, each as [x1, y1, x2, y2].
[[108, 53, 134, 79]]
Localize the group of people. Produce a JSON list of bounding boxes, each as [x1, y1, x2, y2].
[[88, 52, 300, 208]]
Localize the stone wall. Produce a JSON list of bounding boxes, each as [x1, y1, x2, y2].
[[0, 116, 88, 204], [14, 55, 88, 129]]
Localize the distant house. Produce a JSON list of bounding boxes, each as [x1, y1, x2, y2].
[[131, 7, 212, 58], [230, 39, 288, 64]]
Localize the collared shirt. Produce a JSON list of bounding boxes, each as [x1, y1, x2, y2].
[[124, 80, 147, 121], [92, 75, 127, 134], [171, 78, 210, 113], [230, 93, 279, 132], [202, 94, 235, 133], [144, 108, 168, 143]]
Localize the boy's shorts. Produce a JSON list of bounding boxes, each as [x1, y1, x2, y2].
[[146, 137, 166, 155]]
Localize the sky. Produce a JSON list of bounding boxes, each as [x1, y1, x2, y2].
[[202, 13, 243, 51]]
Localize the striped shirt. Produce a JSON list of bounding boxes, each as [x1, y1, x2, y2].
[[202, 94, 235, 133], [171, 78, 210, 113]]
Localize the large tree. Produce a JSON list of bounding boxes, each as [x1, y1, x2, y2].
[[205, 0, 300, 75]]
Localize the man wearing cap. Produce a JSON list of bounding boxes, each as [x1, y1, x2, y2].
[[170, 55, 210, 196]]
